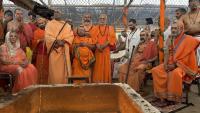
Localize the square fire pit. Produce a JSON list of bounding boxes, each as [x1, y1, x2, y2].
[[0, 83, 160, 113]]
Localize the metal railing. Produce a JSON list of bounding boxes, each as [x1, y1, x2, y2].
[[3, 0, 189, 28]]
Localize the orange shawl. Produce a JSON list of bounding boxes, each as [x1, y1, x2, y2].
[[167, 33, 200, 83], [73, 36, 95, 70]]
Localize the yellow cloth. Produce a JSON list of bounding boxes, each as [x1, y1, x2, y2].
[[25, 47, 33, 63]]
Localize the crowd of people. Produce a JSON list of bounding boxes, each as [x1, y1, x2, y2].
[[0, 0, 199, 108], [0, 8, 118, 92]]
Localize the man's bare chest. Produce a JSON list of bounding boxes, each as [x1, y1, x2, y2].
[[184, 13, 200, 26], [184, 16, 200, 30]]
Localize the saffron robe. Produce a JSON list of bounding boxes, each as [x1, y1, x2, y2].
[[152, 33, 199, 102], [92, 25, 116, 83], [32, 28, 48, 84], [72, 35, 95, 83], [45, 19, 74, 84], [83, 24, 97, 41], [119, 40, 158, 91]]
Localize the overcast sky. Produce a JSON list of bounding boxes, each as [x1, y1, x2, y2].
[[3, 0, 189, 6]]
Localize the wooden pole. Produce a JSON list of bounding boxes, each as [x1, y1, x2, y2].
[[159, 0, 165, 63], [125, 46, 135, 84]]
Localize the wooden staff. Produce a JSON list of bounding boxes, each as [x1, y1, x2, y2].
[[48, 20, 68, 57], [63, 49, 69, 83], [125, 45, 135, 84]]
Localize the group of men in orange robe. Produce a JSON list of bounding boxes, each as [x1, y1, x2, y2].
[[0, 0, 199, 107], [0, 7, 117, 86], [44, 12, 117, 84], [35, 0, 200, 107]]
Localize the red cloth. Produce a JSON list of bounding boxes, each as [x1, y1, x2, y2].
[[28, 23, 37, 32], [0, 44, 38, 93], [143, 40, 158, 60], [18, 24, 33, 50]]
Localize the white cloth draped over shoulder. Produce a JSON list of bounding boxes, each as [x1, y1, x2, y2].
[[112, 28, 142, 78], [126, 28, 141, 58]]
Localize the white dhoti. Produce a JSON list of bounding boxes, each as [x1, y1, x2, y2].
[[111, 50, 129, 78], [112, 58, 128, 79], [194, 36, 200, 66], [113, 62, 121, 78]]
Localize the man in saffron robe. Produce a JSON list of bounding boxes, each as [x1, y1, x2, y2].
[[45, 10, 74, 84], [81, 13, 97, 43], [151, 22, 199, 106], [7, 8, 33, 51], [32, 17, 48, 84], [72, 25, 95, 83], [119, 30, 158, 92], [92, 14, 116, 83], [143, 30, 158, 64]]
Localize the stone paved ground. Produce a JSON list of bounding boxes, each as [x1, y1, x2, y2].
[[177, 85, 200, 113], [0, 81, 199, 113], [144, 80, 200, 113]]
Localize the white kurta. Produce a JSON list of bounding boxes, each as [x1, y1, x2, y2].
[[125, 28, 141, 58], [112, 28, 141, 78]]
